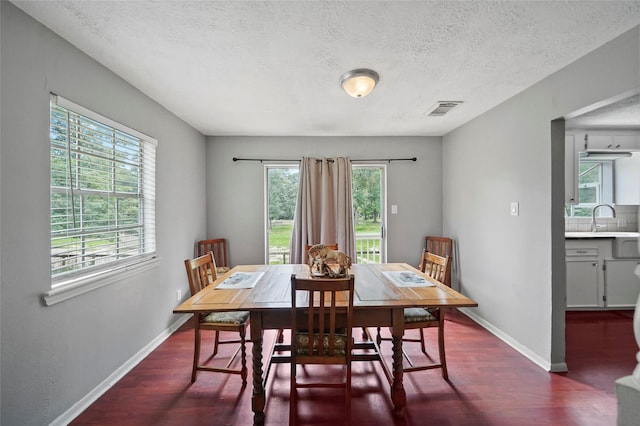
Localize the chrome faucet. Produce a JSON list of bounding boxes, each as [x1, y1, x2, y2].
[[591, 204, 616, 232]]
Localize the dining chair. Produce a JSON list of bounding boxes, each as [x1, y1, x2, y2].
[[184, 252, 249, 385], [275, 243, 340, 345], [421, 236, 453, 287], [302, 243, 367, 341], [197, 238, 231, 276], [289, 273, 355, 423], [377, 250, 450, 379]]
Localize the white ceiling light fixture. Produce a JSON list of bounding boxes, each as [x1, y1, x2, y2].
[[340, 69, 379, 98]]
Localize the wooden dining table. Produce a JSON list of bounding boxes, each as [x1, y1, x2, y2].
[[173, 262, 477, 425]]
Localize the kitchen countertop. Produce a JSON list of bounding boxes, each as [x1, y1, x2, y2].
[[565, 231, 640, 239]]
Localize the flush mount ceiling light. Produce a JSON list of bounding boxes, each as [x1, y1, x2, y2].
[[340, 69, 379, 98]]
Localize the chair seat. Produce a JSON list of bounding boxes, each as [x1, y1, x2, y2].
[[203, 310, 250, 325], [404, 307, 438, 323], [294, 331, 349, 356], [206, 267, 231, 283]]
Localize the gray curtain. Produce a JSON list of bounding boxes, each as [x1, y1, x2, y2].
[[289, 157, 356, 264]]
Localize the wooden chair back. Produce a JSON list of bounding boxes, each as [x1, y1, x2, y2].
[[197, 238, 229, 269], [289, 273, 355, 421], [184, 252, 217, 296], [290, 274, 354, 362], [423, 236, 453, 287], [419, 250, 449, 284]]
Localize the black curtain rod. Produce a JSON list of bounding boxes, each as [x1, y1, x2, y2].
[[232, 157, 417, 164]]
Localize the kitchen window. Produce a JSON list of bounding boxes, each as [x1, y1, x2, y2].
[[568, 159, 614, 217]]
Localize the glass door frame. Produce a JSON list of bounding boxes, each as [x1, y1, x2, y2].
[[264, 163, 300, 265], [352, 163, 387, 264]]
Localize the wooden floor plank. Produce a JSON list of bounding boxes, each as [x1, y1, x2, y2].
[[70, 310, 636, 425]]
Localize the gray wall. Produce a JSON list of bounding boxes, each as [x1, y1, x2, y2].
[[443, 26, 640, 370], [0, 3, 206, 424], [205, 136, 443, 266]]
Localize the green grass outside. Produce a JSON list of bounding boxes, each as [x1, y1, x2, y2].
[[53, 236, 113, 248], [355, 222, 381, 234], [268, 221, 381, 248], [268, 223, 293, 248]]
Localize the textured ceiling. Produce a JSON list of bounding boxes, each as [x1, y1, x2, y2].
[[11, 1, 640, 136]]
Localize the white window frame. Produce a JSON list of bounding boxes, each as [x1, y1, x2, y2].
[[264, 164, 300, 264], [352, 164, 387, 264], [44, 95, 158, 305], [569, 160, 614, 217]]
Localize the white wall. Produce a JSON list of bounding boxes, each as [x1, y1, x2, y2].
[[0, 3, 206, 424], [205, 136, 442, 266], [443, 26, 640, 371]]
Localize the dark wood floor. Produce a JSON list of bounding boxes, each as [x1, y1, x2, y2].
[[71, 310, 636, 425]]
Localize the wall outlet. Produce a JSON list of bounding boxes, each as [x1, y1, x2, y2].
[[618, 218, 627, 228], [176, 289, 182, 301]]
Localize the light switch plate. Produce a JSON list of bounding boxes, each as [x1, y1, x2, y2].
[[391, 205, 398, 215], [510, 202, 519, 216]]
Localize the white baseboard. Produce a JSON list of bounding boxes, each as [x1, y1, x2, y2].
[[49, 314, 191, 426], [458, 308, 567, 373]]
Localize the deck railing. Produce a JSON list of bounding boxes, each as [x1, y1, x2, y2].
[[268, 233, 382, 265], [355, 233, 381, 264]]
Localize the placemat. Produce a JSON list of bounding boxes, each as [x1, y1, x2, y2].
[[382, 270, 435, 288], [216, 271, 265, 289]]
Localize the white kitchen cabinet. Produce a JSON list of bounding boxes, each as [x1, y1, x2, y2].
[[612, 134, 640, 149], [566, 257, 602, 309], [604, 259, 640, 308], [587, 134, 614, 149], [566, 244, 604, 309], [566, 238, 640, 310], [583, 131, 640, 150], [567, 130, 640, 151]]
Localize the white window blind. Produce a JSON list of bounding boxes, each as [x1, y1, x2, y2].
[[50, 95, 157, 286]]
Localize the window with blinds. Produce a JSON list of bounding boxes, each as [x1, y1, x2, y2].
[[50, 95, 157, 286]]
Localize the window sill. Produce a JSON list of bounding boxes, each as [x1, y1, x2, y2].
[[42, 257, 160, 306]]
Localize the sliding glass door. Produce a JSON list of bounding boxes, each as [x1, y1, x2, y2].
[[264, 163, 386, 264], [352, 165, 386, 263], [265, 165, 299, 264]]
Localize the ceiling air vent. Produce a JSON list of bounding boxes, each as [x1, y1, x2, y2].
[[426, 101, 463, 116]]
